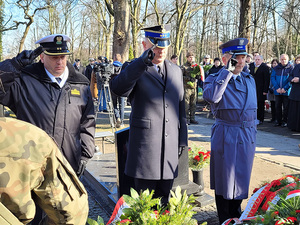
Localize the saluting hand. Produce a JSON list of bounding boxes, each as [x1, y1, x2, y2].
[[227, 54, 238, 72], [12, 46, 44, 69], [141, 44, 156, 66]]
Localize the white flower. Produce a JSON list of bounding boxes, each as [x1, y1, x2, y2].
[[285, 176, 295, 184]]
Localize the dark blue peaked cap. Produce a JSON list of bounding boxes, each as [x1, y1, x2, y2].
[[142, 24, 171, 48], [219, 38, 249, 55]]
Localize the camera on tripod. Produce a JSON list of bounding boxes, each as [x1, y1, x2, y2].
[[94, 56, 114, 83]]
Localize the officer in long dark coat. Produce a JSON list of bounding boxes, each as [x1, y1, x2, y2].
[[110, 25, 187, 206], [203, 38, 258, 224]]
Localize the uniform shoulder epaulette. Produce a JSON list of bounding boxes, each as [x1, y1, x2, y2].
[[210, 73, 218, 77], [122, 59, 136, 69], [242, 71, 252, 78]]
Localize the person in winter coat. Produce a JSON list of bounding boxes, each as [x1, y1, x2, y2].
[[203, 38, 257, 224], [110, 25, 188, 206], [73, 58, 86, 75], [207, 57, 223, 78], [271, 54, 293, 127], [249, 55, 270, 124], [0, 34, 95, 177], [287, 63, 300, 131]]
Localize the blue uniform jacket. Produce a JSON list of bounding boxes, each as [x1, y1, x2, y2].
[[203, 67, 257, 200]]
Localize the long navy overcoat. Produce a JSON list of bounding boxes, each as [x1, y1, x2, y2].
[[203, 68, 257, 200], [110, 58, 188, 180]]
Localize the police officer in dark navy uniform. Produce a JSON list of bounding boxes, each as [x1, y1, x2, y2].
[[203, 38, 258, 224], [110, 25, 187, 206]]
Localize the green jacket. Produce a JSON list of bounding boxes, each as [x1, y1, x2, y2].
[[182, 62, 203, 89]]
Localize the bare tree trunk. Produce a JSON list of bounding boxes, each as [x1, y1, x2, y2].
[[130, 0, 149, 58], [199, 0, 209, 59], [270, 0, 279, 58], [105, 15, 114, 59], [239, 0, 251, 51], [113, 0, 130, 62]]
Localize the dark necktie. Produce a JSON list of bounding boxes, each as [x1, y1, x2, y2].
[[236, 75, 241, 83], [158, 65, 164, 81], [55, 77, 62, 84]]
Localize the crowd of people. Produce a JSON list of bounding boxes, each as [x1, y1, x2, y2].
[[0, 25, 299, 225], [173, 49, 300, 133]]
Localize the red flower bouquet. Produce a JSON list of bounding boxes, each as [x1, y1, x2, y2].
[[188, 146, 210, 171]]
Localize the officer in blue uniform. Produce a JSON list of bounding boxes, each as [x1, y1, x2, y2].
[[110, 25, 187, 206], [203, 38, 257, 224]]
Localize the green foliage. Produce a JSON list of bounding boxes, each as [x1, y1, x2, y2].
[[87, 216, 105, 225], [116, 186, 199, 225], [202, 64, 212, 73], [128, 46, 134, 61]]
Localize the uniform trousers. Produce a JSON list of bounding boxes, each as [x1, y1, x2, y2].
[[134, 178, 173, 207], [275, 95, 289, 124], [184, 88, 197, 121], [257, 100, 265, 122], [215, 194, 242, 225]]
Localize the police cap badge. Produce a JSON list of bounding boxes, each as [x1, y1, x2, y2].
[[35, 34, 71, 56]]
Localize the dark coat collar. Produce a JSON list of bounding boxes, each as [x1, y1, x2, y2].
[[22, 61, 89, 84]]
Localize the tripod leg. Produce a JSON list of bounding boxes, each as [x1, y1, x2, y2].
[[103, 83, 117, 133]]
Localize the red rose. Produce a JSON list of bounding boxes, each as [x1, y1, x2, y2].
[[120, 219, 131, 223], [272, 180, 281, 187], [194, 155, 200, 161], [162, 210, 170, 215], [287, 217, 297, 222]]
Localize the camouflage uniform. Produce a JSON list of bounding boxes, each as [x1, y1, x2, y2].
[[182, 62, 199, 122], [0, 117, 88, 224]]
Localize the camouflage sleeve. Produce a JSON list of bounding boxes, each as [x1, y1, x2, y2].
[[34, 138, 89, 225], [0, 118, 88, 224]]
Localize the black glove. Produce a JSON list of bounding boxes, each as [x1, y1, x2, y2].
[[77, 159, 88, 177], [141, 45, 156, 66], [12, 46, 44, 69], [178, 146, 185, 156], [227, 54, 238, 72]]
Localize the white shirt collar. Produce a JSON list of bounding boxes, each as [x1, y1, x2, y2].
[[45, 66, 69, 88], [154, 63, 164, 72], [232, 73, 241, 80]]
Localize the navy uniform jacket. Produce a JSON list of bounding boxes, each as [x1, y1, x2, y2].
[[110, 57, 187, 180], [203, 67, 257, 200], [0, 60, 95, 172]]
